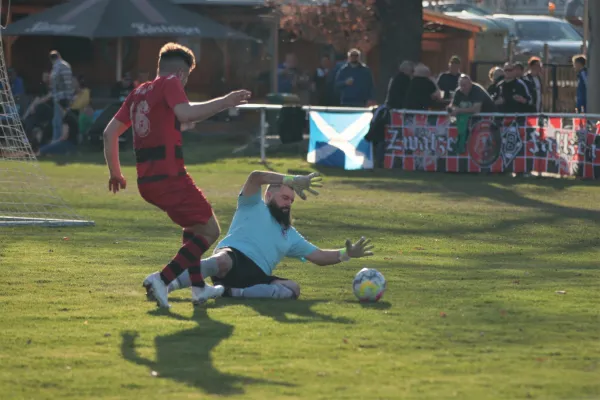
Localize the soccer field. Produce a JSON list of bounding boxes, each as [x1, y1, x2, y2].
[[1, 141, 599, 400]]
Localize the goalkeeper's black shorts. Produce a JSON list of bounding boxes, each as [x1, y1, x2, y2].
[[212, 247, 286, 288]]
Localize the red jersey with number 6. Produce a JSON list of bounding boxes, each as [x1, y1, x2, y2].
[[114, 75, 189, 185]]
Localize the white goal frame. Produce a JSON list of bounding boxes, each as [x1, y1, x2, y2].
[[0, 7, 94, 228]]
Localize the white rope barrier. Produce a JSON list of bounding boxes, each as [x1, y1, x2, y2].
[[236, 103, 376, 113], [235, 103, 600, 119]]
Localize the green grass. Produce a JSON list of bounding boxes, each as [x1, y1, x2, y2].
[[1, 140, 600, 400]]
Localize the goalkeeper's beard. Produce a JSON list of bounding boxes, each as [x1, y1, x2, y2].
[[267, 200, 291, 228]]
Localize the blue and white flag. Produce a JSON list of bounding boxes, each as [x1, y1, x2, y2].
[[307, 111, 373, 170]]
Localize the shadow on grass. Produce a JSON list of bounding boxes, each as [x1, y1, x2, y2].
[[206, 298, 355, 325], [342, 300, 393, 310], [315, 167, 600, 250], [120, 307, 294, 396], [331, 173, 599, 215], [315, 164, 594, 187]]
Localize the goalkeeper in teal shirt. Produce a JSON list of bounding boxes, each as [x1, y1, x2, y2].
[[144, 170, 374, 301]]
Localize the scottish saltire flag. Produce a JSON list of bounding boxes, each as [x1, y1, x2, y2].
[[307, 111, 374, 170]]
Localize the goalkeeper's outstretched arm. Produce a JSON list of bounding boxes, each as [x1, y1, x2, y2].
[[242, 170, 323, 200], [242, 171, 295, 197], [305, 237, 374, 266]]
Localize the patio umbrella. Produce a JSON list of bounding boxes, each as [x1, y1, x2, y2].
[[2, 0, 258, 79]]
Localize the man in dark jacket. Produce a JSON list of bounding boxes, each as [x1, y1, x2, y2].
[[514, 62, 536, 113], [366, 61, 414, 169], [312, 55, 332, 106], [334, 49, 375, 107], [437, 55, 462, 100], [495, 62, 531, 113], [326, 53, 348, 106], [524, 57, 543, 112], [404, 64, 440, 111], [385, 60, 414, 110]]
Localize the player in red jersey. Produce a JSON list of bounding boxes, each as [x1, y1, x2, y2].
[[102, 43, 251, 308]]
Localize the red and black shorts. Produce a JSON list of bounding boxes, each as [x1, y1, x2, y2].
[[212, 247, 286, 289], [138, 174, 213, 228]]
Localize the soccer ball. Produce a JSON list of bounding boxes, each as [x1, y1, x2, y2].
[[353, 268, 386, 302]]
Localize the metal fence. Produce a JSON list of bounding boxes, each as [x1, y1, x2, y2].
[[224, 104, 600, 167], [232, 104, 374, 162]]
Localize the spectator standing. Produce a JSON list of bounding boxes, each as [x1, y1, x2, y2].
[[365, 60, 414, 170], [495, 62, 531, 113], [514, 62, 536, 112], [326, 53, 347, 106], [334, 49, 375, 107], [385, 60, 414, 110], [487, 67, 504, 100], [277, 53, 300, 94], [48, 50, 74, 142], [524, 57, 543, 113], [404, 63, 441, 110], [437, 55, 461, 100], [573, 55, 587, 113], [311, 55, 331, 105]]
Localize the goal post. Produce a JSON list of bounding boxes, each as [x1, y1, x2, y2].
[[0, 23, 94, 227]]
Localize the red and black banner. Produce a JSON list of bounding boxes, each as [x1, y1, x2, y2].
[[384, 111, 600, 179]]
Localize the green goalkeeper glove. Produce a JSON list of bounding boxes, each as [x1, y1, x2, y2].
[[283, 172, 323, 200], [339, 237, 374, 261]]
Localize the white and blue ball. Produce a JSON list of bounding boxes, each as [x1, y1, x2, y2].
[[353, 268, 386, 302]]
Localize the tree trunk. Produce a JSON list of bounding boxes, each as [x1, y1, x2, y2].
[[375, 0, 423, 102], [588, 0, 600, 114]]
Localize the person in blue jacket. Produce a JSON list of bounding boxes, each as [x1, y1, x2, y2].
[[573, 55, 587, 113], [334, 49, 375, 107], [325, 53, 347, 106]]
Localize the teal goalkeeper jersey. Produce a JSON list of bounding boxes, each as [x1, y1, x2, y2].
[[215, 191, 317, 275]]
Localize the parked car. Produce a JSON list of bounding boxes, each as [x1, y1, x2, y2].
[[445, 12, 509, 60], [423, 1, 492, 16], [490, 15, 584, 64]]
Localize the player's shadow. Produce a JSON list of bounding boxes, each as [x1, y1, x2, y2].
[[208, 298, 355, 324], [120, 307, 293, 396]]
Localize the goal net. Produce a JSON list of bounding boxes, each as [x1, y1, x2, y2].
[[0, 27, 94, 227]]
